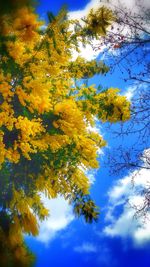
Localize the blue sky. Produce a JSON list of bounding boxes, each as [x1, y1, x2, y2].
[[26, 1, 150, 266], [36, 0, 90, 14]]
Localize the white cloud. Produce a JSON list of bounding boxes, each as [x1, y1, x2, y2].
[[71, 40, 101, 61], [124, 86, 137, 100], [104, 149, 150, 246], [74, 242, 97, 253], [74, 242, 118, 266], [36, 196, 74, 244], [68, 0, 101, 20], [123, 83, 149, 100], [133, 222, 150, 245]]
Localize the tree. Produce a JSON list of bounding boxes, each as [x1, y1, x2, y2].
[[94, 1, 150, 220], [94, 0, 150, 85], [0, 2, 130, 265], [92, 1, 150, 164]]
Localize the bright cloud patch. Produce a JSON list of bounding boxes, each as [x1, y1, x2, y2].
[[104, 150, 150, 246], [36, 196, 74, 244], [74, 242, 97, 253], [124, 85, 137, 100], [125, 83, 150, 100]]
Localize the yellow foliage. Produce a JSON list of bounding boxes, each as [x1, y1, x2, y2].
[[0, 4, 130, 263]]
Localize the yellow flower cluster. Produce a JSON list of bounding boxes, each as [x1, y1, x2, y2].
[[95, 88, 130, 122], [86, 6, 115, 36], [68, 57, 109, 79], [54, 99, 86, 136], [15, 116, 45, 159], [75, 86, 130, 123]]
